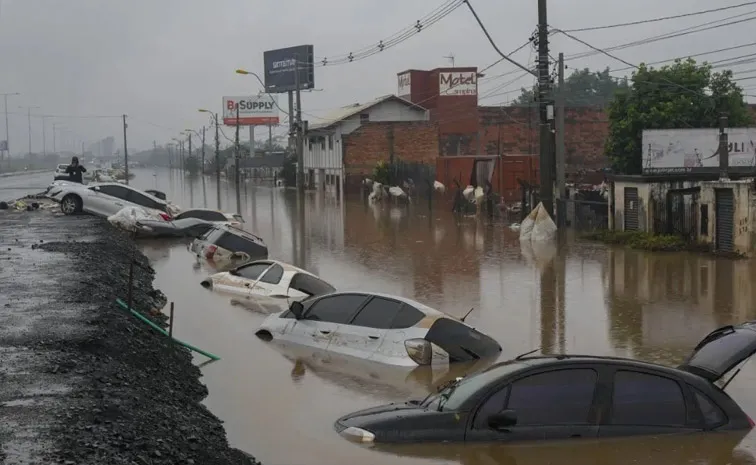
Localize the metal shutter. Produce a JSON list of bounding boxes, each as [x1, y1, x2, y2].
[[623, 187, 639, 231], [715, 189, 734, 253]]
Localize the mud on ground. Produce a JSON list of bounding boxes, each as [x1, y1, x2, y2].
[[0, 209, 258, 465]]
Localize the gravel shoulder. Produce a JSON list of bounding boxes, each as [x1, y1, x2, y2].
[[0, 207, 259, 465]]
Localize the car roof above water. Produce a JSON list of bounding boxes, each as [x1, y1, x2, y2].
[[318, 291, 447, 318]]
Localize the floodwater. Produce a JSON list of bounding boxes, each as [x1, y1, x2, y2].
[[88, 169, 756, 463]]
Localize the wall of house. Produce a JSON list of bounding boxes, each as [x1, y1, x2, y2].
[[698, 180, 752, 255], [341, 121, 438, 190], [611, 180, 651, 232]]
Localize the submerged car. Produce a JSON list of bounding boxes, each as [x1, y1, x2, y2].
[[174, 208, 244, 227], [189, 224, 268, 267], [255, 291, 502, 367], [47, 181, 172, 220], [200, 259, 334, 314], [135, 217, 215, 238], [335, 322, 756, 445]]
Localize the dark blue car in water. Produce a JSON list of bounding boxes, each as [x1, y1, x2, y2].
[[336, 322, 756, 444]]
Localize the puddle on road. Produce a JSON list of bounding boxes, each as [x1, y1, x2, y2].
[[132, 168, 756, 465]]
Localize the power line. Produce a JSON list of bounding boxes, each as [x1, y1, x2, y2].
[[563, 11, 756, 62], [607, 41, 756, 73], [562, 1, 756, 32], [312, 0, 464, 67]]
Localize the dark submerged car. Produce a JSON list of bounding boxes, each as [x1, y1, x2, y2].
[[135, 217, 215, 238], [336, 322, 756, 444]]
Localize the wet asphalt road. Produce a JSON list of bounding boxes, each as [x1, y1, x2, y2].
[[5, 168, 756, 465], [128, 168, 756, 465], [0, 171, 51, 203]]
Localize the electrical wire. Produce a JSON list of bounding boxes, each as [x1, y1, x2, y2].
[[310, 0, 464, 67], [562, 2, 756, 32], [564, 11, 756, 62], [608, 41, 756, 73]]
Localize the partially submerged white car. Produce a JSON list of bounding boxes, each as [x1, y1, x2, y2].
[[255, 292, 502, 367], [46, 181, 172, 220], [200, 260, 335, 314], [174, 208, 244, 227]]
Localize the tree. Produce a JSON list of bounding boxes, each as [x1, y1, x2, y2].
[[512, 67, 628, 106], [605, 58, 752, 174]]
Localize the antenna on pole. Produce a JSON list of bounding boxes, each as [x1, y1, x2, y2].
[[443, 53, 455, 67]]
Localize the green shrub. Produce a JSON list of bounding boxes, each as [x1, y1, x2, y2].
[[582, 230, 688, 252], [372, 161, 390, 185]]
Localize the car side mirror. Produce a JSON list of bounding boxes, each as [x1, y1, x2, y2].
[[92, 186, 100, 191], [488, 410, 517, 430], [290, 301, 304, 320], [229, 268, 239, 276]]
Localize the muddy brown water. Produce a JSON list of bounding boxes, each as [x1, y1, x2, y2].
[[129, 168, 756, 465]]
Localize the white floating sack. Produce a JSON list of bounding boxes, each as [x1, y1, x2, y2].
[[530, 201, 557, 242], [108, 206, 157, 232], [473, 186, 484, 204], [433, 180, 446, 193], [519, 205, 538, 242], [388, 186, 406, 198], [462, 185, 475, 201]]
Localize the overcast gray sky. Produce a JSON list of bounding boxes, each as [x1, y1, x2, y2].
[[0, 0, 753, 154]]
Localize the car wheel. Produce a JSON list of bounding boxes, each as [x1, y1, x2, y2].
[[60, 194, 82, 215]]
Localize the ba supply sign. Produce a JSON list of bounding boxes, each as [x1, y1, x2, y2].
[[439, 71, 477, 96], [397, 72, 411, 97], [222, 95, 280, 126]]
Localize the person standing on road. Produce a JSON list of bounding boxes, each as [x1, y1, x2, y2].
[[65, 156, 87, 183]]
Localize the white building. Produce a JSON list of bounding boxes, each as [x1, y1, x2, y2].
[[303, 94, 428, 193]]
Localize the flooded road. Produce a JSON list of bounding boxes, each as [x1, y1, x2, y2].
[[131, 168, 756, 465]]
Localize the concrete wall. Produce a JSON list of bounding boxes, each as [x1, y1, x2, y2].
[[698, 180, 752, 254]]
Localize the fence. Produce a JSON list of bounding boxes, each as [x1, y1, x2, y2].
[[651, 190, 699, 241], [562, 199, 609, 231]]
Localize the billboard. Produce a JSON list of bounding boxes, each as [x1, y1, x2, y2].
[[397, 72, 411, 97], [439, 71, 477, 96], [642, 128, 756, 174], [222, 95, 280, 126], [263, 45, 314, 94]]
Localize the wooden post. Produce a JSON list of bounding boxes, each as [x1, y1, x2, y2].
[[169, 302, 175, 339]]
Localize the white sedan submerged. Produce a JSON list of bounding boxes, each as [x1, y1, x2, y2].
[[255, 291, 502, 367], [200, 260, 335, 314]]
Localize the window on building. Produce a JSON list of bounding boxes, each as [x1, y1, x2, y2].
[[320, 137, 325, 150], [308, 138, 313, 151], [360, 113, 369, 123], [328, 136, 333, 150]]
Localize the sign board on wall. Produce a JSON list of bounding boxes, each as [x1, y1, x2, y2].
[[397, 72, 411, 97], [439, 71, 477, 96], [642, 128, 756, 174], [222, 95, 280, 126], [263, 44, 315, 94]]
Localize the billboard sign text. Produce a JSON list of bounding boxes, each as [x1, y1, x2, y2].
[[263, 45, 315, 94], [642, 128, 756, 174], [397, 72, 411, 97], [222, 95, 280, 126], [439, 71, 477, 96]]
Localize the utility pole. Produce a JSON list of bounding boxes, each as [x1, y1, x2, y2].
[[268, 124, 273, 155], [234, 104, 242, 215], [719, 115, 729, 180], [27, 107, 32, 155], [537, 0, 554, 217], [41, 116, 47, 155], [2, 92, 20, 168], [187, 132, 192, 173], [214, 113, 221, 210], [294, 54, 304, 192], [287, 91, 294, 152], [555, 52, 566, 213], [53, 123, 57, 154], [201, 126, 206, 172], [123, 114, 129, 185]]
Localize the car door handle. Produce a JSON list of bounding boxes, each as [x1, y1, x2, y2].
[[319, 330, 331, 335], [368, 335, 380, 340]]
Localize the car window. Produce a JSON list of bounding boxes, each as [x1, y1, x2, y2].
[[289, 273, 335, 297], [504, 369, 597, 425], [390, 305, 424, 329], [691, 387, 727, 427], [349, 297, 402, 329], [199, 227, 221, 242], [259, 264, 284, 285], [610, 370, 686, 426], [235, 262, 271, 280], [304, 294, 368, 324], [179, 210, 227, 221], [126, 190, 163, 211], [473, 385, 511, 429], [97, 185, 130, 200], [215, 232, 255, 254], [429, 361, 532, 412]]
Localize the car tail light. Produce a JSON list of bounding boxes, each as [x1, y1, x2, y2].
[[405, 339, 433, 365], [204, 245, 217, 259], [159, 212, 172, 221], [748, 416, 755, 428]]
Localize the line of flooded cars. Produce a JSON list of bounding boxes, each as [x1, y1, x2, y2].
[[41, 180, 756, 456]]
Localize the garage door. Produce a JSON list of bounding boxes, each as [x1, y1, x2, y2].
[[624, 187, 639, 231], [715, 189, 734, 253]]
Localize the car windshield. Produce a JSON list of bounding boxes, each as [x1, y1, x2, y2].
[[421, 361, 529, 412]]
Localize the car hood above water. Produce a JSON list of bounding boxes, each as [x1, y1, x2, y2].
[[336, 402, 429, 430]]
